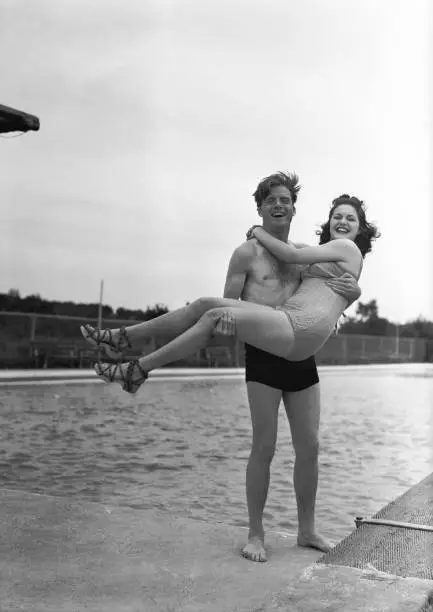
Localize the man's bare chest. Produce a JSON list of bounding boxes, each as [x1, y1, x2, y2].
[[251, 251, 300, 285]]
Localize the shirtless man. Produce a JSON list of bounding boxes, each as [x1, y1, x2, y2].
[[219, 172, 360, 562]]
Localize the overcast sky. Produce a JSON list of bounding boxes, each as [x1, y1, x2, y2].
[[1, 0, 431, 323]]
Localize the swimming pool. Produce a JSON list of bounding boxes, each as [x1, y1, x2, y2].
[[0, 364, 431, 542]]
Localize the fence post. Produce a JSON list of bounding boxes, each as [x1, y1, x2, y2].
[[30, 315, 36, 341], [234, 340, 240, 367], [409, 338, 414, 360], [28, 315, 37, 359], [342, 335, 348, 363], [395, 325, 400, 358]]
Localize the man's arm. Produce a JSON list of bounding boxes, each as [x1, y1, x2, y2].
[[326, 275, 361, 307], [223, 242, 253, 299], [215, 243, 253, 336]]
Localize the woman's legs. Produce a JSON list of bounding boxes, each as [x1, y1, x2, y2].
[[96, 305, 295, 390], [96, 297, 267, 348], [137, 305, 293, 371]]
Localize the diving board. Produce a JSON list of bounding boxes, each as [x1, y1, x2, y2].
[[0, 103, 40, 133]]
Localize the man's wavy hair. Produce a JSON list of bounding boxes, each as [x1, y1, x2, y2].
[[253, 171, 301, 209], [316, 194, 380, 257]]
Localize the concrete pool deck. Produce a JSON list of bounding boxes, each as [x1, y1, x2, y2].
[[1, 488, 432, 612]]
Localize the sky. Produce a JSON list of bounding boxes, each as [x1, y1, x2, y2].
[[1, 0, 431, 323]]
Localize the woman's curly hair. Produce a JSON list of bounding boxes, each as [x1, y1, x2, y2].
[[316, 194, 380, 257]]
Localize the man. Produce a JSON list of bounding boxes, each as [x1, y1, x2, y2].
[[218, 172, 360, 562]]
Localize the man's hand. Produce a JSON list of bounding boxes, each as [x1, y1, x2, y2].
[[326, 273, 361, 306], [214, 310, 237, 336], [246, 225, 261, 241]]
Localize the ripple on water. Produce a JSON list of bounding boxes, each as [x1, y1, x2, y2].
[[0, 369, 432, 541]]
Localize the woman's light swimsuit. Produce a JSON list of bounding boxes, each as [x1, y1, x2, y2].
[[276, 260, 361, 361]]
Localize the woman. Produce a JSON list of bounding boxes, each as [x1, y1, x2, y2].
[[81, 194, 379, 394]]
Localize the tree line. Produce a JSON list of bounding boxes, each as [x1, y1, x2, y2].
[[340, 299, 433, 338], [1, 289, 169, 321]]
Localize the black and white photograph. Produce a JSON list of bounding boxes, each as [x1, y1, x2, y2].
[[0, 1, 432, 610]]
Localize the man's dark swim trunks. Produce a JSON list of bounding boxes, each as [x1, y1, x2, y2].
[[244, 343, 319, 392]]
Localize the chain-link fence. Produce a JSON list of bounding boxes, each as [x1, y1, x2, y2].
[[0, 311, 428, 368], [315, 332, 427, 364]]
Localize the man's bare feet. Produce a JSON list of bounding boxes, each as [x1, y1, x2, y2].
[[297, 531, 332, 553], [242, 536, 267, 562]]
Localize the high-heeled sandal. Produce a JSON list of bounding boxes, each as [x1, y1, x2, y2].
[[80, 324, 131, 360], [94, 359, 148, 395]]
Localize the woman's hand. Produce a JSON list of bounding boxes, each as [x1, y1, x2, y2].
[[214, 311, 237, 336], [246, 225, 261, 241]]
